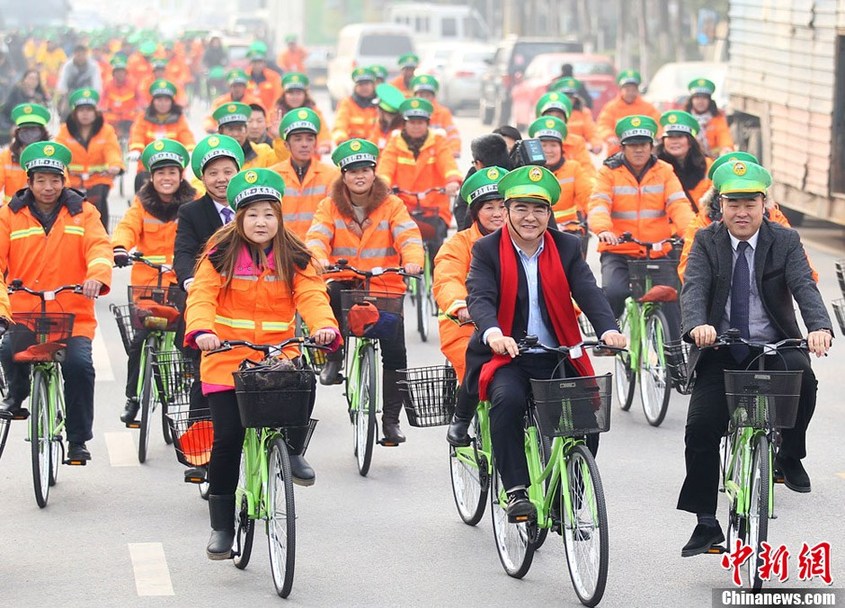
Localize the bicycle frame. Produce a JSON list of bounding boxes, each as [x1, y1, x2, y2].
[[622, 297, 665, 373], [345, 335, 380, 413], [28, 361, 66, 456], [238, 426, 282, 521]]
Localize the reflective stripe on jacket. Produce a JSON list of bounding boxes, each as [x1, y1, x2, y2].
[[56, 122, 124, 191], [552, 159, 593, 227], [0, 148, 27, 205], [331, 96, 378, 145], [271, 159, 339, 240], [112, 196, 179, 287]]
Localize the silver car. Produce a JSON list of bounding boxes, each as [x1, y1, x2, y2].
[[440, 43, 494, 111]]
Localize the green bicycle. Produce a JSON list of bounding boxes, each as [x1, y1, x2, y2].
[[0, 356, 9, 461], [449, 337, 621, 607], [209, 336, 324, 598], [614, 233, 682, 426], [6, 281, 87, 508]]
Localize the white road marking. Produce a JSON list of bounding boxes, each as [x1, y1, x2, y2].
[[92, 330, 115, 382], [128, 542, 175, 596], [104, 432, 139, 467]]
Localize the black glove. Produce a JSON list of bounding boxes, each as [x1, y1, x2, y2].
[[114, 247, 130, 268]]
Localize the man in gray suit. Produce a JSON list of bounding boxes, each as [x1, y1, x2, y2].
[[677, 160, 833, 557]]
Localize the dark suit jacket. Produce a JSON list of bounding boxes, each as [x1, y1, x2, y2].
[[174, 194, 224, 289], [681, 218, 832, 371], [464, 228, 618, 392]]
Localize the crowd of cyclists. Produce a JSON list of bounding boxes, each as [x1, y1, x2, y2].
[[0, 25, 835, 593]]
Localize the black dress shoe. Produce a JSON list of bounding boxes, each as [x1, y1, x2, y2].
[[506, 489, 536, 522], [67, 442, 91, 461], [289, 454, 315, 487], [120, 398, 140, 424], [446, 416, 471, 447], [0, 395, 22, 416], [382, 421, 406, 444], [319, 360, 343, 385], [776, 456, 811, 493], [681, 523, 725, 557]]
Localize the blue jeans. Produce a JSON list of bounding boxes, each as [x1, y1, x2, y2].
[[0, 336, 96, 443]]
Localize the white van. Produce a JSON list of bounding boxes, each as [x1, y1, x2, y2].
[[386, 3, 490, 43], [326, 23, 416, 107]]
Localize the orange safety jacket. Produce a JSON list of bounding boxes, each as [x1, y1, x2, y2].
[[0, 148, 28, 206], [0, 274, 11, 321], [305, 179, 425, 294], [275, 103, 333, 154], [0, 189, 112, 339], [432, 222, 483, 382], [278, 47, 307, 73], [241, 141, 278, 171], [270, 159, 339, 240], [128, 110, 196, 171], [563, 133, 596, 179], [377, 130, 463, 226], [203, 91, 263, 134], [550, 159, 592, 228], [101, 78, 141, 126], [588, 157, 694, 257], [112, 196, 180, 288], [247, 69, 283, 115], [139, 74, 189, 107], [127, 52, 153, 87], [698, 112, 734, 157], [430, 101, 461, 157], [55, 121, 124, 191], [389, 75, 412, 98], [331, 96, 378, 145], [568, 107, 600, 150], [596, 95, 662, 155], [184, 244, 337, 390]]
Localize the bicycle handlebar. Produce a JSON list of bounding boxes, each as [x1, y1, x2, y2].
[[618, 232, 682, 249], [392, 187, 446, 199], [697, 329, 808, 354], [127, 251, 173, 273], [8, 280, 84, 299], [517, 335, 627, 356], [322, 258, 420, 280], [207, 336, 329, 356]]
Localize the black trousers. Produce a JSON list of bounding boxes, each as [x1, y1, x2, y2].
[[677, 348, 817, 515], [125, 327, 150, 399], [0, 336, 95, 443], [87, 183, 111, 231]]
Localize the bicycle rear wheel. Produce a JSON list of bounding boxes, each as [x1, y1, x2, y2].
[[233, 457, 254, 569], [267, 437, 296, 598], [138, 346, 155, 463], [746, 435, 770, 590], [161, 403, 173, 445], [449, 418, 488, 525], [562, 444, 609, 607], [0, 367, 8, 462], [30, 370, 50, 508], [614, 310, 635, 411], [490, 456, 536, 578], [355, 344, 377, 476], [639, 309, 671, 427], [48, 378, 63, 487], [415, 272, 430, 342]]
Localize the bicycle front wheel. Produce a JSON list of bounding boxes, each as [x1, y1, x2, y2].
[[614, 309, 635, 411], [746, 435, 770, 590], [490, 456, 536, 578], [267, 437, 296, 598], [30, 370, 51, 508], [138, 346, 155, 463], [416, 274, 430, 342], [562, 444, 609, 607], [639, 309, 672, 427], [355, 344, 377, 476], [48, 378, 63, 487], [0, 367, 9, 462], [449, 418, 488, 525]]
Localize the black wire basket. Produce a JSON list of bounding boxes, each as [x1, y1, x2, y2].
[[665, 339, 693, 394], [8, 312, 75, 362], [127, 285, 185, 331], [234, 362, 316, 428], [398, 365, 458, 427], [626, 259, 680, 301], [833, 299, 845, 335], [577, 313, 597, 338], [530, 373, 612, 437], [151, 350, 196, 408], [109, 303, 136, 355], [835, 259, 845, 298], [340, 290, 404, 340], [167, 407, 213, 468], [724, 370, 803, 429]]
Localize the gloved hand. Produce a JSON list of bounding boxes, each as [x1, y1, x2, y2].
[[113, 247, 131, 267], [127, 150, 141, 163]]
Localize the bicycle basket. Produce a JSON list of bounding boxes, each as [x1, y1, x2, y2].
[[835, 259, 845, 297], [411, 211, 441, 241], [340, 290, 404, 340], [724, 370, 803, 429], [832, 298, 845, 335], [166, 407, 214, 467], [665, 339, 693, 395], [233, 359, 316, 428], [128, 285, 185, 331], [110, 303, 136, 355], [530, 373, 612, 437], [151, 350, 196, 408], [626, 259, 680, 301], [577, 313, 596, 338], [398, 365, 457, 427], [9, 312, 75, 362]]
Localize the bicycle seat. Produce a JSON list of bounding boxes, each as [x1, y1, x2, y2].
[[638, 284, 678, 303], [13, 342, 66, 363]]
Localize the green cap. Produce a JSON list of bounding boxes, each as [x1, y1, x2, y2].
[[369, 65, 388, 81], [285, 34, 297, 43], [213, 101, 252, 126], [280, 107, 321, 139], [659, 110, 699, 137], [247, 40, 268, 60], [110, 54, 128, 70], [226, 69, 249, 85], [331, 138, 379, 170], [498, 165, 560, 205], [549, 76, 580, 94], [226, 168, 285, 210], [688, 78, 716, 96], [151, 58, 167, 71], [528, 116, 568, 142], [707, 151, 760, 180], [191, 134, 244, 177], [69, 88, 100, 109], [411, 74, 439, 94], [712, 159, 772, 198], [11, 103, 50, 127], [209, 66, 226, 80], [398, 53, 419, 68], [142, 138, 189, 172], [399, 97, 433, 120], [149, 79, 177, 98], [615, 115, 657, 144], [20, 141, 72, 175], [282, 72, 310, 90], [460, 166, 508, 205], [375, 83, 405, 113], [352, 67, 376, 83], [535, 91, 572, 120], [139, 40, 157, 56], [617, 69, 642, 86]]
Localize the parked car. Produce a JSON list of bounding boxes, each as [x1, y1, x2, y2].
[[417, 42, 456, 83], [511, 52, 617, 129], [643, 61, 728, 112], [440, 43, 494, 111], [223, 36, 254, 70], [304, 45, 332, 88], [326, 22, 415, 107], [479, 36, 583, 126]]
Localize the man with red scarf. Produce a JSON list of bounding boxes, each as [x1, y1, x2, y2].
[[465, 165, 626, 520]]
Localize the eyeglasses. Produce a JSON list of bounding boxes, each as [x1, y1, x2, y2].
[[508, 205, 550, 217]]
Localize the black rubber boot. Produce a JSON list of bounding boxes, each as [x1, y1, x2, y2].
[[120, 397, 140, 424], [286, 426, 315, 487], [206, 494, 235, 560], [447, 384, 476, 446], [381, 369, 406, 444]]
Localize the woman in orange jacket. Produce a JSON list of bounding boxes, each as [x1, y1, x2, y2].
[[55, 88, 124, 230], [184, 168, 340, 559], [433, 166, 507, 446], [655, 110, 713, 214], [0, 102, 52, 205], [112, 139, 196, 424], [305, 139, 424, 444], [685, 78, 734, 158]]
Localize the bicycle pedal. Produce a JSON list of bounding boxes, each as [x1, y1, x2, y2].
[[379, 439, 400, 447], [5, 409, 30, 421], [184, 468, 207, 484], [707, 545, 727, 555], [125, 420, 140, 429], [508, 513, 534, 524], [65, 458, 88, 466]]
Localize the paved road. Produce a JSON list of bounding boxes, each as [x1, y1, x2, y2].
[[0, 95, 842, 607]]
